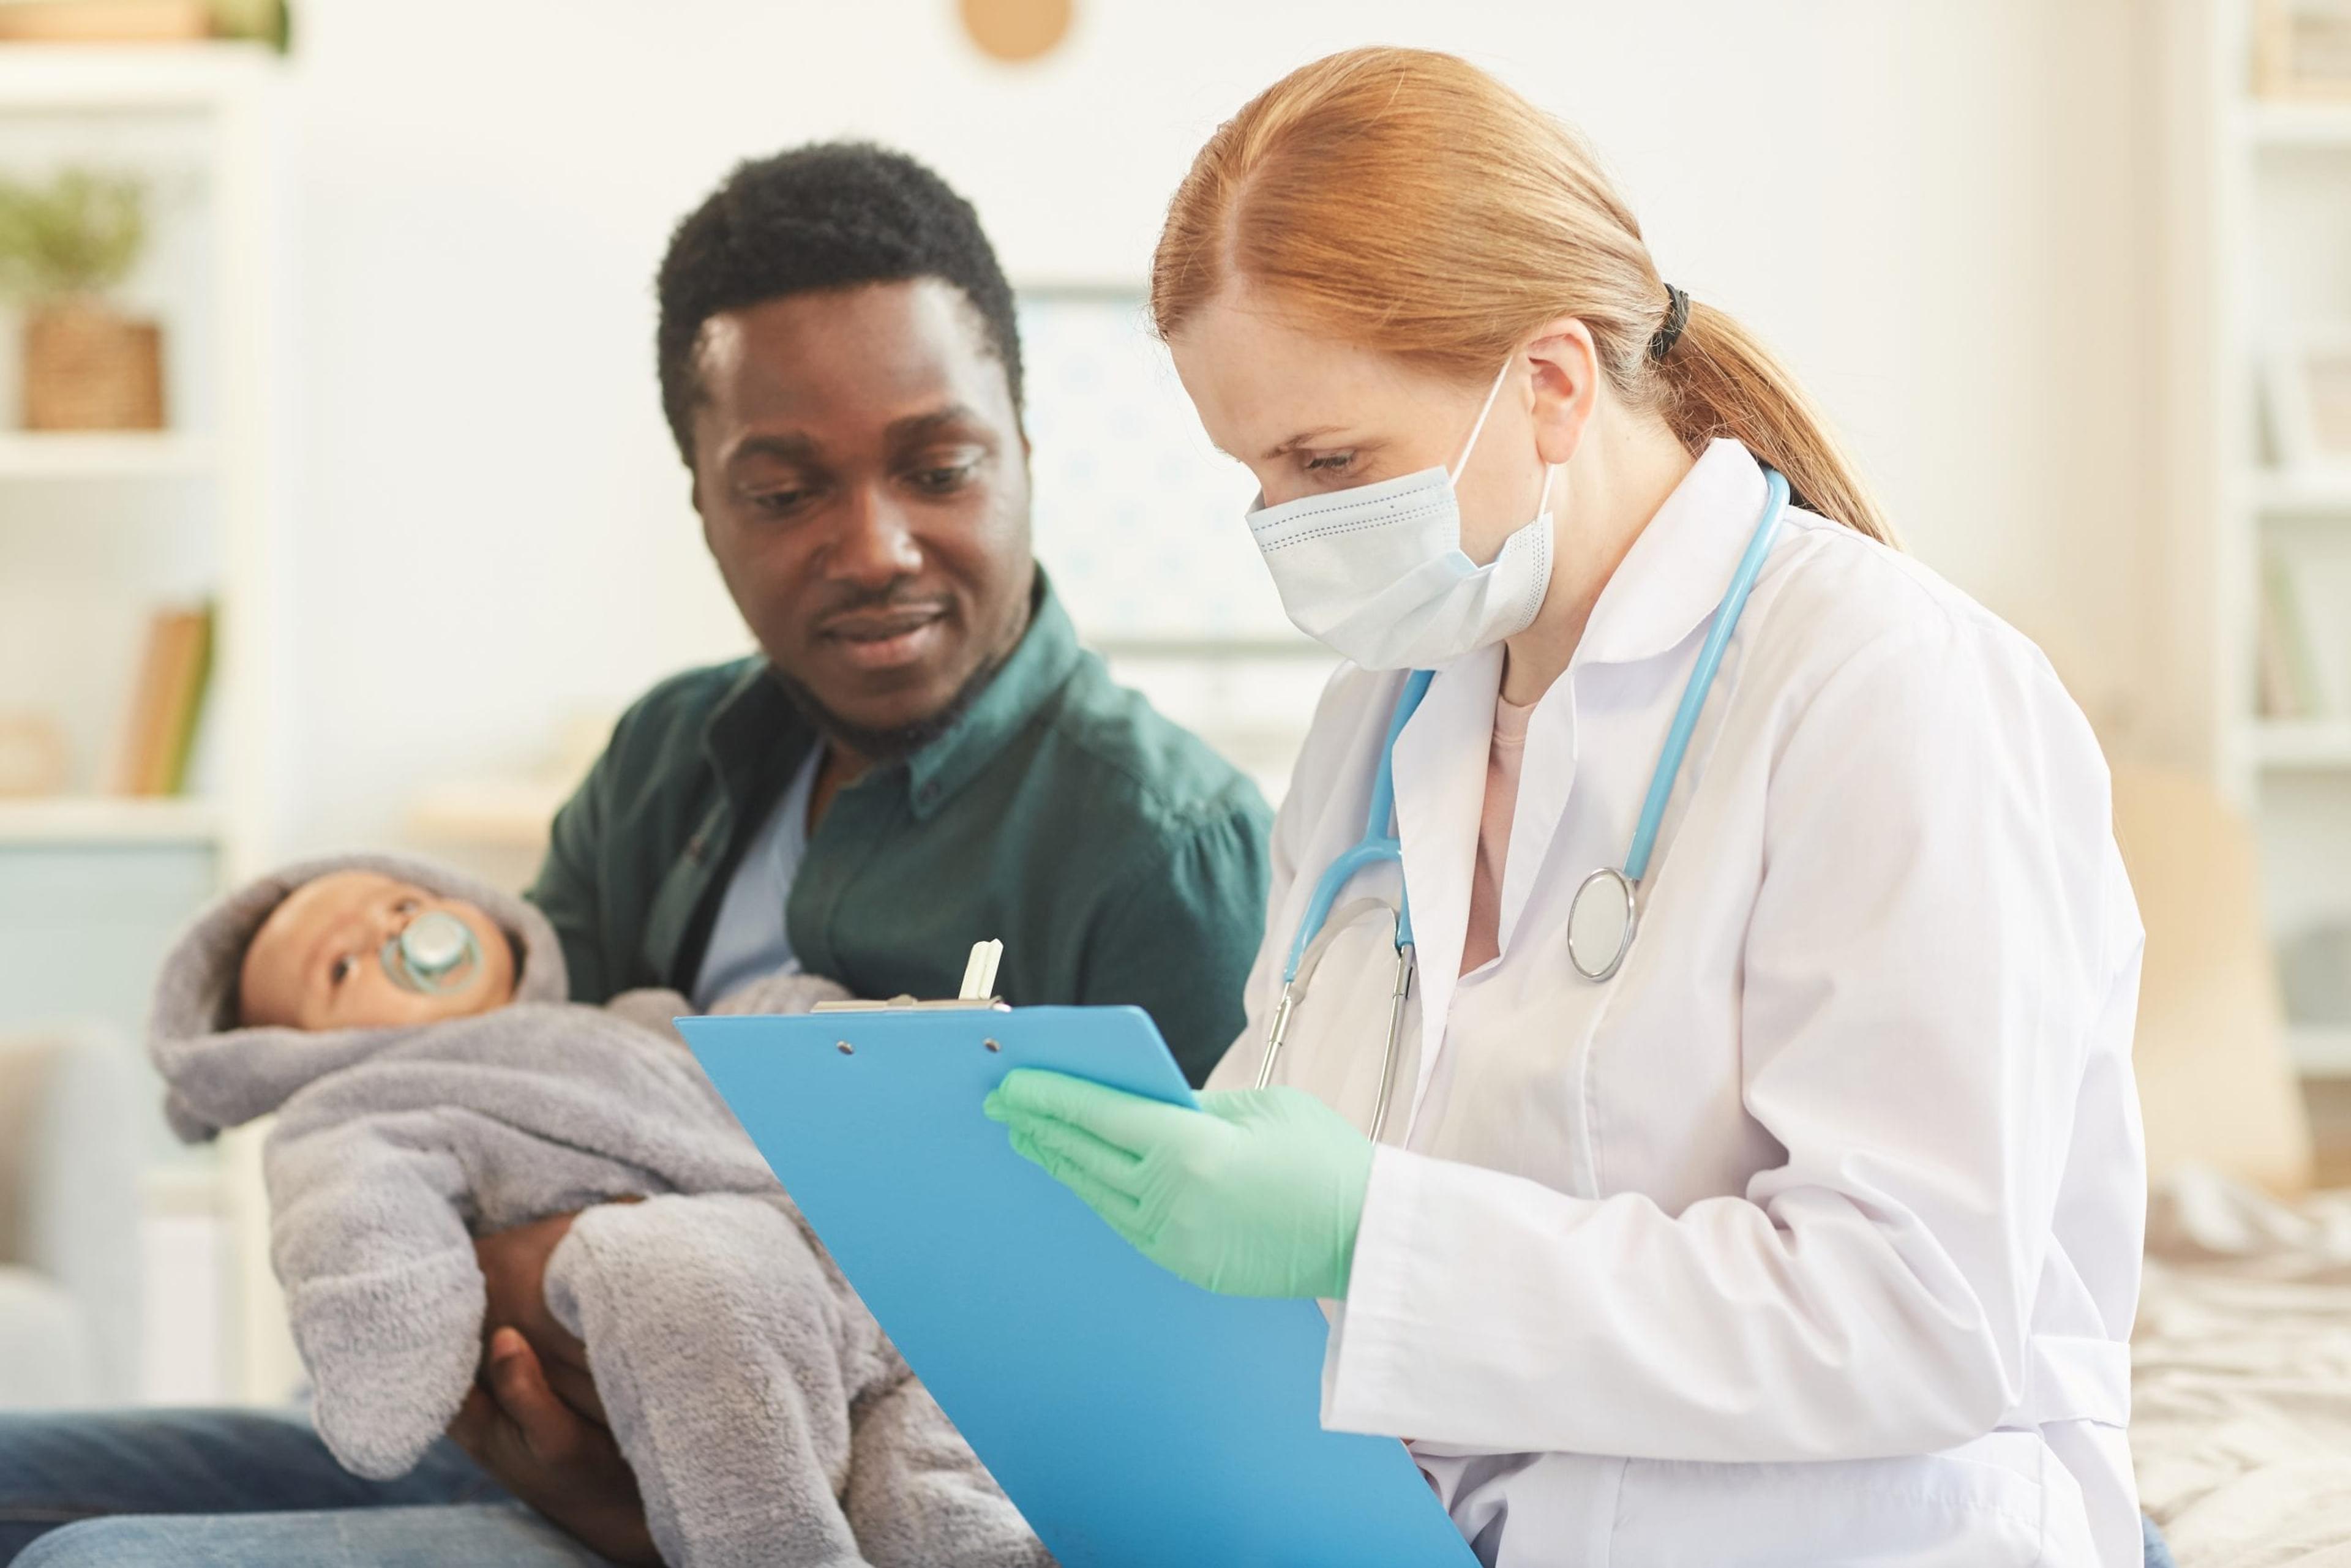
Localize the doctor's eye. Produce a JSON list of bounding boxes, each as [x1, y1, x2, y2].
[[1302, 450, 1358, 476], [331, 955, 357, 986]]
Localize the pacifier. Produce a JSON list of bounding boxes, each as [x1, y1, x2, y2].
[[380, 909, 482, 996]]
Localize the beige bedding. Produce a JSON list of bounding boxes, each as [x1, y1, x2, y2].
[[2136, 1169, 2351, 1567]]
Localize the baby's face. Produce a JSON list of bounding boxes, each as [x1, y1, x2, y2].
[[238, 871, 517, 1032]]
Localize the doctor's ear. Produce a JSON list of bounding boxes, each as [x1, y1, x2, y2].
[[1520, 317, 1600, 467]]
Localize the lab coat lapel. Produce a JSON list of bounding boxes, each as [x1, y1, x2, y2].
[[1391, 643, 1502, 1129], [1573, 439, 1769, 669]]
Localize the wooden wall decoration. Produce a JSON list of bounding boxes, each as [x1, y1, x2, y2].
[[957, 0, 1073, 64]]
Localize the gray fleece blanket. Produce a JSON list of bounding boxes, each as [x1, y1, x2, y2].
[[149, 850, 1049, 1568]]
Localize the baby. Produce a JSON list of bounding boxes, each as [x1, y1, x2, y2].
[[151, 852, 1049, 1568]]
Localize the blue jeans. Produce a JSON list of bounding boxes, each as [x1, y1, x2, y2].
[[0, 1408, 611, 1567], [0, 1406, 2177, 1566]]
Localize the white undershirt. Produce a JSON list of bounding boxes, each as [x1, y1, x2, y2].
[[691, 748, 821, 1008]]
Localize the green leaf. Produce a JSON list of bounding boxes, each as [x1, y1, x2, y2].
[[0, 169, 147, 303]]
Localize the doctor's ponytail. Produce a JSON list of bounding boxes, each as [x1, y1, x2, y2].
[[1650, 300, 1894, 546], [1151, 47, 1895, 547]]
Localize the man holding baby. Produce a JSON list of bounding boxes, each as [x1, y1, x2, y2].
[[0, 143, 1270, 1567]]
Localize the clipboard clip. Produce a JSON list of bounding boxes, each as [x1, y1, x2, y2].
[[811, 939, 1011, 1013]]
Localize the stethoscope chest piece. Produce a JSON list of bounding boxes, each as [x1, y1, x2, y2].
[[1567, 866, 1637, 983]]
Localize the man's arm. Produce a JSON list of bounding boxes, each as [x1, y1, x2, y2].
[[448, 1327, 659, 1566], [1078, 803, 1272, 1088]]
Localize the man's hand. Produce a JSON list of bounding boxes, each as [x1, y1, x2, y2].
[[473, 1207, 615, 1422], [448, 1327, 661, 1567], [460, 1207, 653, 1559]]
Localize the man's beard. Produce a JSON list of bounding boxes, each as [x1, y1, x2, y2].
[[768, 653, 1005, 767]]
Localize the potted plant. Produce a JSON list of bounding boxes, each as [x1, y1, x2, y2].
[[0, 169, 162, 430]]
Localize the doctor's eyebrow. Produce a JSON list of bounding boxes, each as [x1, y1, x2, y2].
[[1261, 426, 1349, 460]]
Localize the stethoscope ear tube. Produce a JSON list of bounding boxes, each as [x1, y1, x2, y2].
[[1256, 895, 1404, 1094], [1368, 940, 1414, 1145]]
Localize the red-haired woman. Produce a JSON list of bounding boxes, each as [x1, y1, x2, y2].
[[988, 47, 2145, 1567]]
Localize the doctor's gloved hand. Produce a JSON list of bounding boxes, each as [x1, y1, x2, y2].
[[983, 1070, 1373, 1300]]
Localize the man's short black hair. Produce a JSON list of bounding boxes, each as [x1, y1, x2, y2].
[[656, 141, 1024, 465]]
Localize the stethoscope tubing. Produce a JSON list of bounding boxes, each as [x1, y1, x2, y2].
[[1622, 468, 1790, 885], [1280, 667, 1434, 985]]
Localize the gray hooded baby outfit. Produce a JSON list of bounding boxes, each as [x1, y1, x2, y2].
[[149, 850, 1049, 1568]]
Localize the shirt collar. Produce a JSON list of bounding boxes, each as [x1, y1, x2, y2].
[[1573, 438, 1772, 669], [700, 661, 813, 844], [699, 569, 1077, 823], [904, 569, 1079, 819]]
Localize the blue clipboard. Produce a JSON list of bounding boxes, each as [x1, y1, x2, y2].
[[681, 1003, 1478, 1568]]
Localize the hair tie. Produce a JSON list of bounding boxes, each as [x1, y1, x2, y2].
[[1649, 283, 1689, 361]]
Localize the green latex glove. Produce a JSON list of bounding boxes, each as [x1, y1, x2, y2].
[[982, 1069, 1374, 1299]]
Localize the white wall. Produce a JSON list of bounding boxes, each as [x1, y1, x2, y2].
[[278, 0, 2171, 857]]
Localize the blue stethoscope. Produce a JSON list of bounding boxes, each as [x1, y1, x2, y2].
[[1255, 468, 1791, 1141]]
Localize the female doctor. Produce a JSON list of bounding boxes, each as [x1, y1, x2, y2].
[[984, 46, 2147, 1567]]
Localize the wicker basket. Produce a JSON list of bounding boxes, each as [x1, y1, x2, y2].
[[22, 299, 164, 431]]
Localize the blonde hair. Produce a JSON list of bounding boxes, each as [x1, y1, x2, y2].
[[1150, 47, 1893, 546]]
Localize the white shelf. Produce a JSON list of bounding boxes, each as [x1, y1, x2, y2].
[[0, 430, 211, 479], [0, 38, 288, 1410], [0, 794, 217, 845], [2292, 1025, 2351, 1078], [407, 778, 572, 850], [2255, 468, 2351, 517], [2254, 719, 2351, 769], [0, 42, 274, 110], [2247, 99, 2351, 148]]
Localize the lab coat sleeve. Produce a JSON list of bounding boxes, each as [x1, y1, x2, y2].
[[1324, 617, 2126, 1462]]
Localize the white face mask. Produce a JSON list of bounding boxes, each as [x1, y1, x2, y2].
[[1245, 360, 1556, 670]]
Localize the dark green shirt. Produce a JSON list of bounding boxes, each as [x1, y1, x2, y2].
[[525, 577, 1273, 1086]]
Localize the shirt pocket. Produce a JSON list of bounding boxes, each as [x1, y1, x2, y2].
[[1604, 1431, 2065, 1567]]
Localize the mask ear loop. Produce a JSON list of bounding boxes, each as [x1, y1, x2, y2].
[[1447, 358, 1517, 483], [1453, 356, 1562, 539]]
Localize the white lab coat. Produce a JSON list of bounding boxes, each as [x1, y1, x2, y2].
[[1208, 440, 2146, 1567]]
